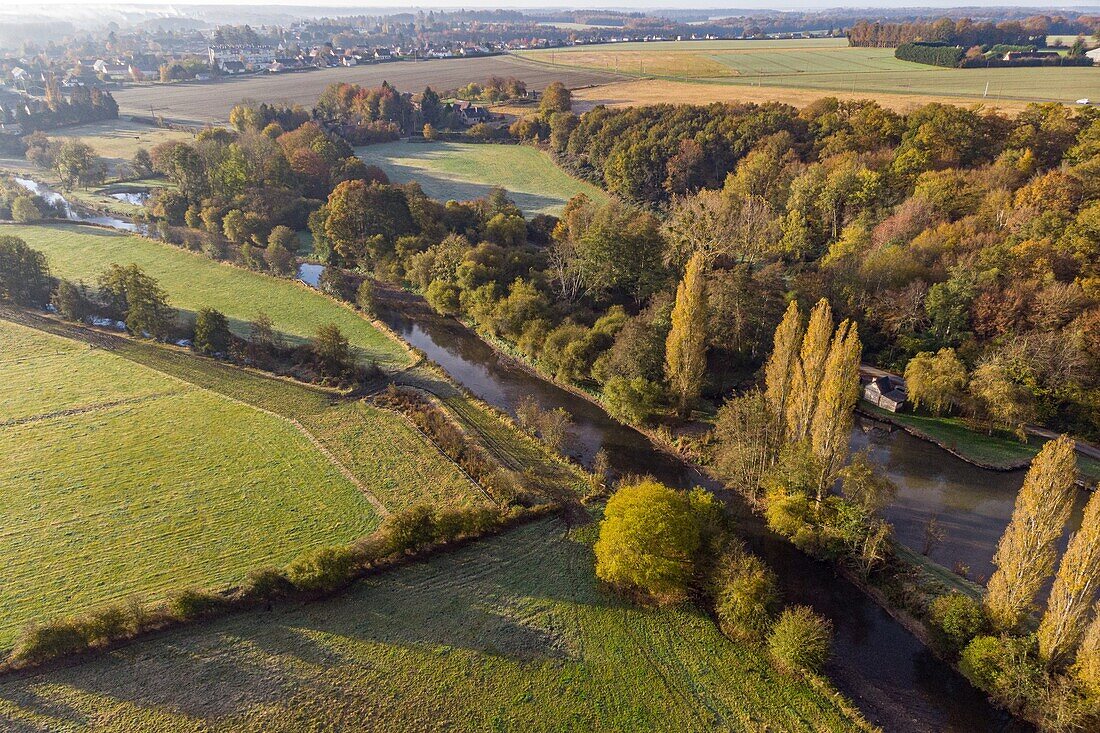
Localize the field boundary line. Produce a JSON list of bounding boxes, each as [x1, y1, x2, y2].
[[0, 390, 184, 428]]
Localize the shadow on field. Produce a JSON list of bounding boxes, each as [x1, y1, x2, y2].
[[0, 520, 612, 723]]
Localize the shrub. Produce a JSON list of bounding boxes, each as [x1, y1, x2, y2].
[[168, 589, 226, 620], [593, 479, 701, 603], [602, 376, 662, 425], [193, 307, 231, 354], [929, 593, 986, 653], [425, 279, 461, 316], [11, 195, 41, 222], [81, 605, 130, 645], [959, 634, 1045, 710], [384, 504, 438, 554], [285, 545, 364, 594], [11, 620, 89, 664], [242, 567, 295, 600], [768, 606, 833, 674], [713, 547, 779, 642]]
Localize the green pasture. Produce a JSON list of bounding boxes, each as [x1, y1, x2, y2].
[[356, 141, 608, 216]]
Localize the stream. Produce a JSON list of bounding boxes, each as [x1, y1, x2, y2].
[[12, 177, 144, 233], [375, 291, 1029, 733]]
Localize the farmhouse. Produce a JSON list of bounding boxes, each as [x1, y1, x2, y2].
[[863, 375, 908, 412], [455, 100, 491, 124]]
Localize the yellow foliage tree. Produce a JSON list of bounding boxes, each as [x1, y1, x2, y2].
[[985, 435, 1077, 631], [810, 320, 862, 502], [1039, 488, 1100, 668], [786, 298, 833, 442], [1074, 606, 1100, 697], [665, 252, 708, 416], [763, 300, 803, 426]]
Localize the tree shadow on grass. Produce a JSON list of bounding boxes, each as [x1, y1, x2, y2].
[[0, 519, 616, 722]]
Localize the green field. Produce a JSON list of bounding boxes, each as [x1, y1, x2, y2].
[[0, 517, 865, 732], [356, 141, 608, 216], [0, 313, 482, 648], [2, 223, 411, 367], [518, 41, 1100, 105]]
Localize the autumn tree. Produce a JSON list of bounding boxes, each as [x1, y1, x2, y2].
[[665, 252, 707, 416], [97, 264, 173, 338], [808, 320, 862, 501], [1039, 489, 1100, 668], [763, 300, 803, 426], [539, 81, 571, 115], [985, 435, 1077, 631], [786, 299, 834, 442], [905, 348, 968, 416], [969, 359, 1035, 441], [1075, 608, 1100, 696], [311, 323, 353, 379], [594, 479, 702, 602]]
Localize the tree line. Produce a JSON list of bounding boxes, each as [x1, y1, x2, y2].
[[847, 16, 1096, 48]]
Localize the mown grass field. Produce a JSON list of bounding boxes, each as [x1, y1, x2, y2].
[[0, 517, 865, 732], [2, 223, 411, 367], [518, 40, 1100, 105], [0, 313, 483, 648], [356, 141, 608, 216]]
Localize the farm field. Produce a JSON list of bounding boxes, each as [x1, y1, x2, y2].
[[356, 141, 608, 215], [111, 56, 625, 125], [1, 223, 411, 367], [0, 311, 484, 648], [0, 517, 866, 732], [518, 40, 1100, 106]]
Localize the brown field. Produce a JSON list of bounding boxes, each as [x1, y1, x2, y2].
[[113, 56, 625, 124], [571, 78, 1037, 114]]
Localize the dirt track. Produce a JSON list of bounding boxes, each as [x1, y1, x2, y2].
[[113, 55, 625, 124]]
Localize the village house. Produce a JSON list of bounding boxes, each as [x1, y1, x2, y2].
[[863, 375, 908, 412], [454, 100, 491, 125]]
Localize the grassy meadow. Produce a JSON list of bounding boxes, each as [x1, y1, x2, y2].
[[357, 141, 608, 216], [0, 517, 866, 732], [2, 223, 411, 367], [0, 313, 483, 647], [518, 39, 1100, 106]]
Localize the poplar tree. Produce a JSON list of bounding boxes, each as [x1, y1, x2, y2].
[[763, 300, 803, 426], [810, 320, 862, 502], [1039, 488, 1100, 668], [665, 252, 708, 416], [1074, 606, 1100, 696], [786, 298, 833, 442], [985, 435, 1078, 631]]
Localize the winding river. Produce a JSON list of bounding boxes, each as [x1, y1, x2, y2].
[[14, 179, 1047, 729], [375, 292, 1029, 733]]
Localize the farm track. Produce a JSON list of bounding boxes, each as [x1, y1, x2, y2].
[[0, 390, 182, 427]]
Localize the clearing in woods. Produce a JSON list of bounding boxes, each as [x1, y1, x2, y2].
[[517, 39, 1100, 106], [1, 223, 411, 367], [0, 314, 484, 648], [0, 517, 867, 732], [356, 141, 608, 216]]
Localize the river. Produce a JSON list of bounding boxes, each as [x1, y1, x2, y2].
[[375, 291, 1028, 733], [12, 177, 144, 233]]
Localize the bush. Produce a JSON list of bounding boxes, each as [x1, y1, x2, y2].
[[593, 479, 701, 603], [241, 567, 294, 600], [53, 279, 91, 322], [11, 620, 89, 664], [768, 606, 832, 674], [959, 635, 1045, 710], [603, 376, 662, 425], [425, 279, 461, 316], [384, 504, 438, 554], [168, 589, 226, 620], [11, 195, 41, 222], [713, 547, 779, 642], [193, 307, 231, 354], [81, 605, 130, 645], [929, 593, 986, 653], [285, 545, 364, 594]]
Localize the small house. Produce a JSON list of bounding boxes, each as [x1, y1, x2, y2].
[[455, 100, 490, 125], [863, 375, 908, 412]]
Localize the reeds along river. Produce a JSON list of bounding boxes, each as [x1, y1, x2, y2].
[[373, 289, 1031, 733]]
